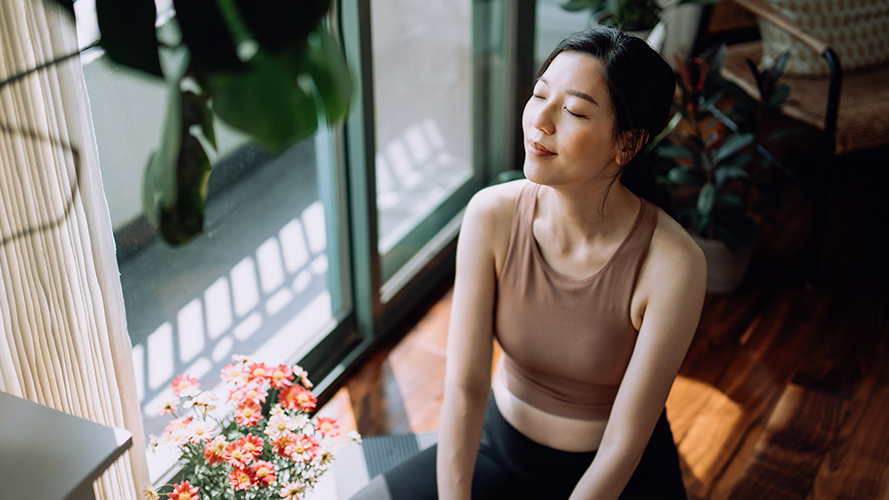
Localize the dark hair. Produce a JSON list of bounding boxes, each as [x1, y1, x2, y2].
[[537, 26, 675, 213]]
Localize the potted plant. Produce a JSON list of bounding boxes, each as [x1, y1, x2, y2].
[[560, 0, 719, 32], [651, 45, 793, 293]]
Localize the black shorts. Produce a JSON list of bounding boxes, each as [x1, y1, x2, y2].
[[353, 395, 688, 499]]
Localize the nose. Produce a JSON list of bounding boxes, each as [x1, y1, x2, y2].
[[528, 99, 555, 135]]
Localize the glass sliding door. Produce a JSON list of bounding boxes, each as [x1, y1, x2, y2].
[[80, 15, 354, 481], [370, 0, 480, 288]]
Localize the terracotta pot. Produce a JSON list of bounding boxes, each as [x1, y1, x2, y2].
[[690, 233, 754, 294]]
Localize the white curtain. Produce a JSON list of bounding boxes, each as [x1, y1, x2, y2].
[[0, 0, 149, 499]]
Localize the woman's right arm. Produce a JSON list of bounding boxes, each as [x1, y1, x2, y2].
[[436, 186, 511, 500]]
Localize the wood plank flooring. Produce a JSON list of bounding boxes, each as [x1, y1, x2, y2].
[[326, 145, 889, 499]]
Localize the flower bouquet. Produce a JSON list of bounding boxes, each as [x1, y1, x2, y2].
[[145, 355, 357, 500]]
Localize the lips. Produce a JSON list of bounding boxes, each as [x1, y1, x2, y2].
[[527, 139, 556, 157]]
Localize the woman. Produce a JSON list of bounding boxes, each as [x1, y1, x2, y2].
[[352, 26, 706, 500]]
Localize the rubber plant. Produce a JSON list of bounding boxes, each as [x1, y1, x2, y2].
[[649, 45, 793, 254], [50, 0, 352, 245]]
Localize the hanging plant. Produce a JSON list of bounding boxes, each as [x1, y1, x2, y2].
[[51, 0, 352, 245]]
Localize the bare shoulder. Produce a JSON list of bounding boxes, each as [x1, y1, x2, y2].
[[461, 179, 529, 271], [642, 207, 707, 289]]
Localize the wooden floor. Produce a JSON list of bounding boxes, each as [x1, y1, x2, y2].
[[325, 145, 889, 499]]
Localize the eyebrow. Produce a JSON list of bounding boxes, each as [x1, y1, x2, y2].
[[539, 77, 600, 107]]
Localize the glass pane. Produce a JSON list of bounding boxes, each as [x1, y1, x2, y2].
[[81, 46, 347, 479], [536, 0, 589, 70], [371, 0, 474, 280]]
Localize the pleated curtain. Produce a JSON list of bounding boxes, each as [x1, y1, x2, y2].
[[0, 0, 149, 498]]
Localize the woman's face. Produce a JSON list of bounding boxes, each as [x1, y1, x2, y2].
[[522, 51, 622, 188]]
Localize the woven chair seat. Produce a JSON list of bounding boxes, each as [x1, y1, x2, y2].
[[722, 41, 889, 154]]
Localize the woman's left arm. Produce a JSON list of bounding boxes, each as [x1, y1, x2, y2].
[[569, 225, 707, 500]]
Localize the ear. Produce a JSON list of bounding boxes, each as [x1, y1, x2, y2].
[[615, 130, 649, 166]]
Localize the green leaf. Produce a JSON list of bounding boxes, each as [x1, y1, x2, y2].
[[667, 166, 703, 186], [206, 52, 318, 153], [697, 182, 716, 217], [767, 84, 790, 108], [173, 0, 243, 72], [142, 52, 215, 245], [158, 132, 213, 245], [646, 111, 682, 152], [96, 0, 162, 77], [714, 164, 749, 186], [653, 142, 694, 159], [719, 193, 744, 208], [234, 0, 330, 52], [561, 0, 602, 9], [302, 25, 353, 123], [711, 132, 754, 165], [764, 126, 805, 142]]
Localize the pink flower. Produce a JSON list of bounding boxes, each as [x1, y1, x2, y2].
[[314, 417, 340, 438], [251, 460, 276, 487], [246, 362, 271, 382], [230, 381, 268, 405], [159, 397, 180, 416], [202, 436, 226, 466], [229, 467, 254, 490], [269, 364, 293, 389], [162, 416, 192, 445], [220, 363, 248, 388], [185, 420, 215, 443], [278, 385, 316, 412], [170, 375, 200, 398], [290, 433, 319, 463], [235, 400, 262, 427], [292, 365, 313, 388], [272, 431, 298, 458], [166, 481, 199, 500]]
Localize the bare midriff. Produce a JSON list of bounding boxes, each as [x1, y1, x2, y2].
[[491, 357, 608, 453]]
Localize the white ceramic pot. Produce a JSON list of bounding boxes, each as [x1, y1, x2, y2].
[[690, 233, 754, 294]]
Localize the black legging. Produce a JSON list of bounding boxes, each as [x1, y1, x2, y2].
[[352, 395, 687, 499]]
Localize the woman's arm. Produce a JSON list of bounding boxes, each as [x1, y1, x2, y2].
[[569, 220, 707, 500], [436, 186, 512, 500]]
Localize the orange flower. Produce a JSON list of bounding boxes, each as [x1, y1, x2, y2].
[[202, 436, 226, 466], [251, 460, 276, 487], [314, 417, 340, 437], [235, 400, 262, 427], [166, 481, 199, 500], [269, 364, 293, 389], [229, 467, 255, 491], [237, 433, 265, 461], [170, 375, 200, 398], [222, 442, 251, 469], [278, 385, 316, 412], [272, 431, 297, 458]]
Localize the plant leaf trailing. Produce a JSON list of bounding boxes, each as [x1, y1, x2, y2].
[[48, 0, 353, 246], [652, 45, 796, 253]]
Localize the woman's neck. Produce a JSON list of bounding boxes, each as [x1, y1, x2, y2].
[[537, 180, 640, 244]]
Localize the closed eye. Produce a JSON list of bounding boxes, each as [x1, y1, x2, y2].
[[565, 108, 586, 118]]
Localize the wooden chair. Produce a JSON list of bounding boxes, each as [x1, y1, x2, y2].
[[718, 0, 889, 284]]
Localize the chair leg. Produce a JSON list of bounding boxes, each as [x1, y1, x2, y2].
[[806, 150, 832, 287]]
